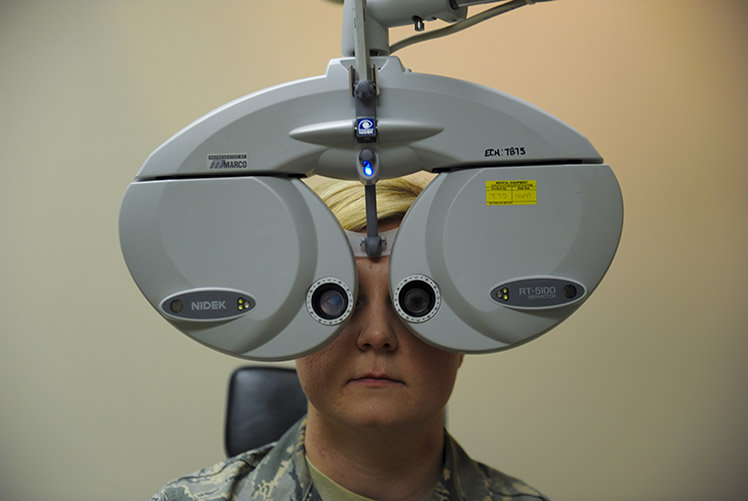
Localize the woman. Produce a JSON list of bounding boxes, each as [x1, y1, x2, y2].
[[152, 175, 549, 500]]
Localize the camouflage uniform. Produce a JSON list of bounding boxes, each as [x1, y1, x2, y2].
[[151, 417, 549, 500]]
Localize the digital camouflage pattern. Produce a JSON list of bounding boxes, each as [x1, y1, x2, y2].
[[151, 417, 549, 500]]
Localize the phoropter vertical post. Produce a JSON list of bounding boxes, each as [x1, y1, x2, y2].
[[351, 0, 385, 257]]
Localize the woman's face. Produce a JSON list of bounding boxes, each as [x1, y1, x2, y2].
[[296, 251, 464, 431]]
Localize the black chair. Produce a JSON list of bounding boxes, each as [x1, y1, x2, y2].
[[224, 366, 309, 457]]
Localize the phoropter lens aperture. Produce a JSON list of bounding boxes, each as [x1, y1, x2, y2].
[[398, 280, 436, 318], [312, 284, 348, 320]]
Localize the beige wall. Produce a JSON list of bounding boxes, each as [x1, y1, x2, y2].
[[2, 1, 746, 499]]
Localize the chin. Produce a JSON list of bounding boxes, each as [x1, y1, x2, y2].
[[339, 400, 442, 431]]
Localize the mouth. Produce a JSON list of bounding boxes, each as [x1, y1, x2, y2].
[[348, 372, 404, 387]]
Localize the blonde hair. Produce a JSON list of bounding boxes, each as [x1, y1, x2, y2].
[[310, 173, 434, 231]]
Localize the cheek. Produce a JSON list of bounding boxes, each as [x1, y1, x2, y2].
[[295, 352, 325, 399], [295, 339, 346, 403], [410, 348, 463, 398]]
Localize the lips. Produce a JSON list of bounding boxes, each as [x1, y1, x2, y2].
[[349, 371, 404, 386]]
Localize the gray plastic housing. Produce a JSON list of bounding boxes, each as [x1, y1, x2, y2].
[[119, 55, 622, 360], [119, 177, 356, 360], [389, 164, 623, 353], [132, 56, 601, 182]]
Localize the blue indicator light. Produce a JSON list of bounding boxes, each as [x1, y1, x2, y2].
[[362, 161, 373, 177]]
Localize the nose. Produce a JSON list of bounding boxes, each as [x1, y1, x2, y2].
[[355, 302, 399, 352]]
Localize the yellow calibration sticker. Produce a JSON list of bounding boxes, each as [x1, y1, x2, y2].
[[486, 180, 537, 206]]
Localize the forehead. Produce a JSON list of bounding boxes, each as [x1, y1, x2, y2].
[[355, 255, 390, 275], [354, 257, 391, 296]]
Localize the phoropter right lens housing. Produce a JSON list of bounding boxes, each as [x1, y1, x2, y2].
[[307, 278, 354, 325], [394, 275, 440, 323]]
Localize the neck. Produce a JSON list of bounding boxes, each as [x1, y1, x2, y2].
[[304, 405, 446, 501]]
